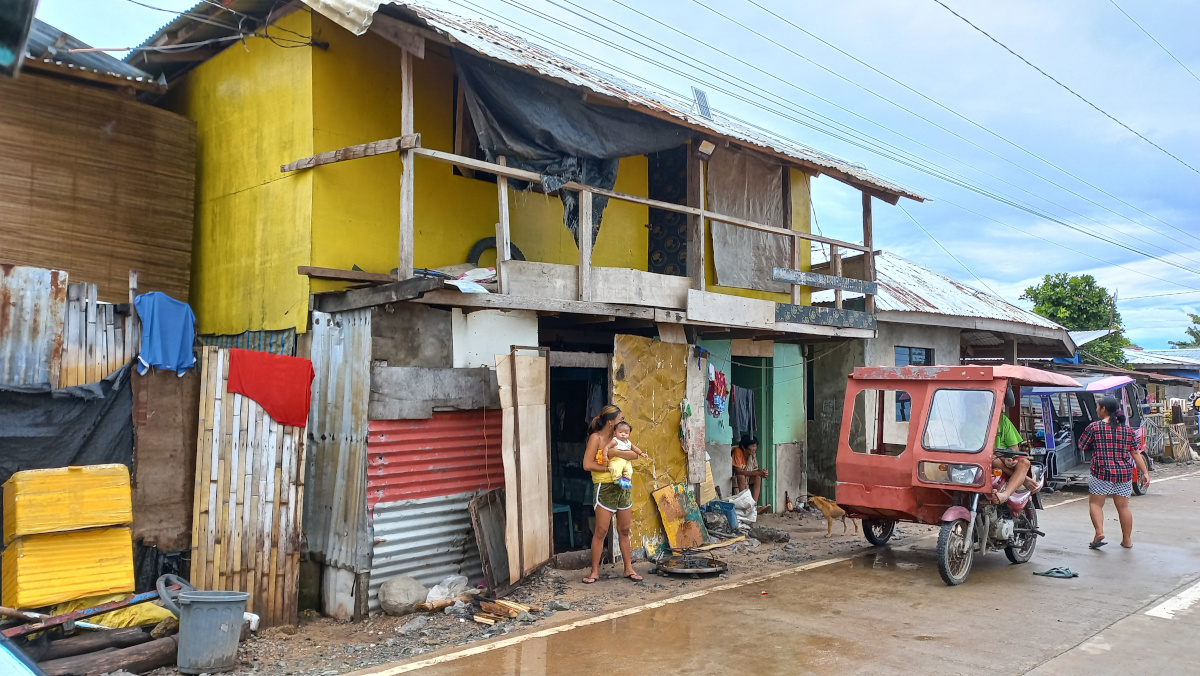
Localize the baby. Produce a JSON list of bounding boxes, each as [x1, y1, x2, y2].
[[598, 421, 643, 490]]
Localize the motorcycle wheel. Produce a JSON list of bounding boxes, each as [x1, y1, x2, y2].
[[1005, 506, 1038, 564], [936, 519, 974, 586], [1132, 466, 1148, 496], [863, 518, 896, 546]]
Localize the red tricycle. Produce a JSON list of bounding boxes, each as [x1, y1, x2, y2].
[[835, 364, 1081, 585]]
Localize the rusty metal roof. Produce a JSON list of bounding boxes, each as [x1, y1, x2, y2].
[[290, 1, 924, 201], [1122, 348, 1200, 367], [23, 19, 159, 89]]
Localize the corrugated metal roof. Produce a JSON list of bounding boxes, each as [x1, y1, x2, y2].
[[305, 310, 373, 573], [871, 253, 1063, 330], [24, 19, 155, 83], [0, 265, 67, 388], [367, 492, 484, 613], [366, 411, 503, 505], [1122, 348, 1200, 367], [1069, 329, 1113, 347]]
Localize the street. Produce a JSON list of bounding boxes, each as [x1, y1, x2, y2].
[[352, 470, 1200, 676]]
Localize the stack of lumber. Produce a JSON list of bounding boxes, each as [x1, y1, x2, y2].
[[473, 598, 540, 625], [1, 465, 134, 608]]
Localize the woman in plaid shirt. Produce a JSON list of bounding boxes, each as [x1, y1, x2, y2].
[[1080, 395, 1150, 549]]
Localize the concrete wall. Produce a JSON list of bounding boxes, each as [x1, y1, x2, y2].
[[772, 343, 805, 509], [865, 322, 961, 367]]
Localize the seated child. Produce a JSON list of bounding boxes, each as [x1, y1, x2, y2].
[[598, 421, 643, 490]]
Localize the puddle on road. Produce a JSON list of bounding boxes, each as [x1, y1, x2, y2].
[[851, 549, 923, 571]]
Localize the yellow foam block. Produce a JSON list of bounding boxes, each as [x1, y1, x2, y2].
[[2, 528, 135, 608], [3, 464, 132, 544]]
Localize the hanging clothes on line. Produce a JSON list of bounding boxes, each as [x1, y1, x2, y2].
[[584, 380, 605, 424], [706, 364, 728, 418], [730, 385, 756, 439]]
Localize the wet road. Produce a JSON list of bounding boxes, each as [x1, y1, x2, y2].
[[356, 470, 1200, 676]]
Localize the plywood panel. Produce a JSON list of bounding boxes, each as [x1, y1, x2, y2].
[[495, 353, 550, 584], [611, 334, 688, 556], [504, 260, 690, 309], [0, 73, 195, 305], [190, 347, 306, 627], [686, 289, 775, 329]]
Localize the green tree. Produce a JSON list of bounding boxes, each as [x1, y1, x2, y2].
[[1021, 273, 1130, 365], [1170, 313, 1200, 348]]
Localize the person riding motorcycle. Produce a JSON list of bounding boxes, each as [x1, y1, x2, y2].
[[992, 386, 1034, 504]]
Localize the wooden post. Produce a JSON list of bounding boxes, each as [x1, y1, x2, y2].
[[1004, 337, 1018, 365], [789, 235, 802, 305], [397, 48, 415, 281], [862, 192, 875, 314], [128, 269, 139, 365], [830, 244, 843, 310], [495, 155, 511, 294], [687, 145, 706, 291], [578, 190, 593, 301]]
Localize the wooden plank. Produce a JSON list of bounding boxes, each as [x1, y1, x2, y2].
[[312, 276, 443, 314], [687, 148, 706, 291], [789, 238, 802, 305], [577, 190, 593, 302], [831, 244, 843, 310], [495, 156, 511, 294], [413, 288, 657, 320], [658, 323, 687, 344], [190, 347, 210, 584], [862, 193, 875, 314], [547, 351, 610, 369], [85, 284, 98, 384], [772, 267, 879, 296], [775, 303, 877, 330], [398, 48, 415, 282], [686, 289, 775, 330], [412, 147, 544, 183], [731, 339, 774, 358], [369, 14, 426, 58], [105, 304, 116, 374], [504, 260, 689, 309], [297, 266, 395, 283], [280, 134, 420, 173]]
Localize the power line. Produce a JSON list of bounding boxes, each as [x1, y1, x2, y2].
[[503, 0, 1200, 277], [932, 0, 1200, 175], [739, 0, 1200, 247], [1123, 289, 1200, 301], [899, 205, 1002, 297], [1107, 0, 1200, 87]]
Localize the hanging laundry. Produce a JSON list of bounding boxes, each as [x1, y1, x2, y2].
[[133, 292, 196, 376], [706, 364, 728, 418], [730, 385, 756, 439], [584, 380, 605, 424], [227, 349, 315, 427]]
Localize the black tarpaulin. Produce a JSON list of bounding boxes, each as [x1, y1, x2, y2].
[[0, 361, 134, 488], [453, 50, 695, 245]]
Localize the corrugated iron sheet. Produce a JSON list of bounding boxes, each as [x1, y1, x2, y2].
[[367, 492, 484, 614], [305, 310, 373, 573], [296, 1, 924, 201], [1122, 348, 1200, 367], [0, 265, 67, 388], [366, 411, 503, 505], [2, 527, 135, 608], [25, 19, 152, 80], [197, 328, 297, 356]]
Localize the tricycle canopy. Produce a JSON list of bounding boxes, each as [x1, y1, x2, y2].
[[835, 365, 1080, 524]]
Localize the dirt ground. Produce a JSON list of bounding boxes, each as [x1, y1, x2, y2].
[[143, 458, 1196, 676]]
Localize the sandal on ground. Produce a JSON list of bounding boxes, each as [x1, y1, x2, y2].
[[1088, 537, 1107, 550], [625, 573, 643, 582], [1120, 543, 1133, 549], [1033, 567, 1078, 578], [582, 576, 598, 584]]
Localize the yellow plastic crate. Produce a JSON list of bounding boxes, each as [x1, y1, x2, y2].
[[3, 464, 132, 544], [2, 527, 135, 608]]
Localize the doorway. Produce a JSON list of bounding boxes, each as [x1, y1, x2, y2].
[[548, 366, 609, 553], [730, 357, 774, 509]]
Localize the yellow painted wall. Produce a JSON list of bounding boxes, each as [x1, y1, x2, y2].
[[163, 11, 314, 334], [704, 167, 813, 304]]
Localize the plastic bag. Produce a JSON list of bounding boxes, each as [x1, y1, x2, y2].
[[729, 489, 758, 526], [425, 575, 470, 603], [51, 593, 176, 628]]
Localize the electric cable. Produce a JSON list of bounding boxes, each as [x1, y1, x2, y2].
[[1108, 0, 1200, 86], [899, 205, 1002, 297]]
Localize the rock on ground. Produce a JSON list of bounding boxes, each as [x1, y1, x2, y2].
[[379, 575, 428, 616], [748, 525, 791, 543]]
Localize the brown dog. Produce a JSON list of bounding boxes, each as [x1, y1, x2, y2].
[[807, 496, 859, 538]]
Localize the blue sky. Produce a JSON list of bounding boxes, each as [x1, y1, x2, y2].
[[36, 0, 1200, 348]]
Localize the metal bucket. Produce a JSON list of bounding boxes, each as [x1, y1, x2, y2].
[[176, 590, 249, 674]]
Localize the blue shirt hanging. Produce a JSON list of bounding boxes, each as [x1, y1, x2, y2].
[[134, 292, 197, 376]]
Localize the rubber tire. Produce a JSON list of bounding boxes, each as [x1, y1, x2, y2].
[[1005, 506, 1038, 564], [936, 519, 974, 586], [1132, 465, 1148, 496], [863, 518, 896, 546], [466, 237, 526, 266]]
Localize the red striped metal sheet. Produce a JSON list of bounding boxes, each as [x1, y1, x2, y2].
[[367, 410, 503, 506]]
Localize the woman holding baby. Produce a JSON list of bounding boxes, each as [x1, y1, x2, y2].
[[582, 405, 647, 584]]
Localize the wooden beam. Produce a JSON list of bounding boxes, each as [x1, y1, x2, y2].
[[369, 14, 426, 58], [773, 321, 875, 339], [582, 92, 628, 108], [577, 190, 593, 301], [687, 289, 775, 330], [775, 303, 877, 330], [496, 156, 512, 294], [772, 267, 879, 296], [414, 289, 657, 319], [22, 60, 165, 93], [398, 48, 415, 282], [862, 193, 875, 314], [312, 276, 443, 313], [548, 351, 611, 368], [280, 134, 420, 173], [687, 150, 706, 291], [411, 147, 544, 182], [831, 244, 843, 310], [789, 238, 802, 305], [298, 266, 394, 283]]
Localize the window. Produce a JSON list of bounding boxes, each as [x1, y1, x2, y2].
[[895, 346, 934, 367], [849, 389, 911, 456], [922, 389, 996, 453]]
